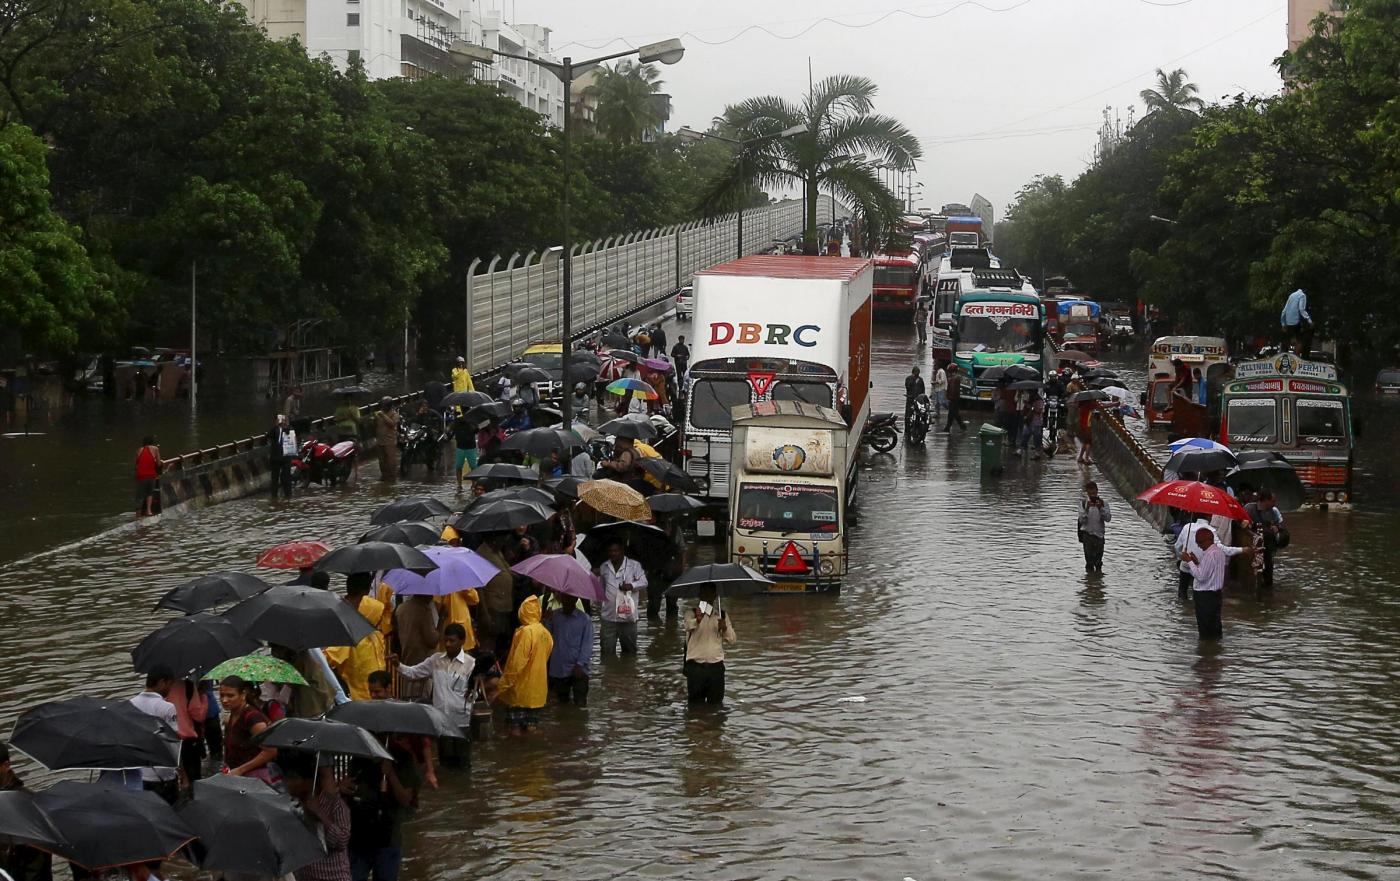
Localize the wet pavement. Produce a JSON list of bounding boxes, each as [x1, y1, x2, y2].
[[2, 323, 1399, 879]]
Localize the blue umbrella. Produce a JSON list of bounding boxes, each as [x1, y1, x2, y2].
[[1169, 437, 1231, 454]]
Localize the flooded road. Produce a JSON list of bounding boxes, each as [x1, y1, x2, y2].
[[2, 323, 1399, 879]]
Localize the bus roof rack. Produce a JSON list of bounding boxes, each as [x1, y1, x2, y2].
[[971, 269, 1024, 288]]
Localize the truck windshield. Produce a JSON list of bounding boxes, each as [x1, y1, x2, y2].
[[523, 352, 563, 370], [1226, 399, 1277, 443], [771, 382, 833, 406], [688, 379, 750, 430], [1064, 322, 1097, 337], [875, 266, 917, 287], [736, 482, 840, 534], [1296, 399, 1347, 444], [956, 315, 1039, 353]]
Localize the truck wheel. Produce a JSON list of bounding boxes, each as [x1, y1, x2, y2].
[[870, 426, 898, 453]]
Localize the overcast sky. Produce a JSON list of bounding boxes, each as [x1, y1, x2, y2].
[[509, 0, 1287, 217]]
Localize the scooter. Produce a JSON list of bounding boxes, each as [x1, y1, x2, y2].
[[905, 394, 931, 446], [860, 412, 900, 453]]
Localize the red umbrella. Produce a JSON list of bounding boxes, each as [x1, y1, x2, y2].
[[255, 541, 332, 570], [1137, 480, 1250, 520]]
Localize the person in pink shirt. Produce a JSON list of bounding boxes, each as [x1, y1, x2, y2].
[[166, 679, 208, 785]]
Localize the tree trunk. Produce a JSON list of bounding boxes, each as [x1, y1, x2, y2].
[[803, 176, 820, 255]]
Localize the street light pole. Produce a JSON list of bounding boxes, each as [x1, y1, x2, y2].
[[677, 123, 807, 260], [450, 37, 684, 429]]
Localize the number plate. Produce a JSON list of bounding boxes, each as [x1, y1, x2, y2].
[[769, 582, 807, 592]]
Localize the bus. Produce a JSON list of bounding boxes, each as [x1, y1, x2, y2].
[[872, 252, 923, 318], [951, 272, 1047, 402], [1221, 353, 1354, 506]]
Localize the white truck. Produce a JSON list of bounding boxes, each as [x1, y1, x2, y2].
[[728, 401, 852, 592], [681, 255, 873, 527]]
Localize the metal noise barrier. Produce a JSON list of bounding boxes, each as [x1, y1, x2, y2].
[[463, 196, 851, 374], [1090, 408, 1169, 531]]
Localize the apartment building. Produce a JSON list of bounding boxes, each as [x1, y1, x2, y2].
[[1287, 0, 1341, 52]]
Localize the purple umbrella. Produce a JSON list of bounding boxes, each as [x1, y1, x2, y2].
[[640, 357, 673, 374], [383, 546, 502, 597], [511, 554, 604, 603]]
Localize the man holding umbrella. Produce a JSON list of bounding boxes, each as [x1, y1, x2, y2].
[[684, 584, 736, 705]]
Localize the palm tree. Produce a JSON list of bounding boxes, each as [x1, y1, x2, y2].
[[704, 74, 921, 254], [1140, 68, 1205, 115], [585, 60, 663, 144]]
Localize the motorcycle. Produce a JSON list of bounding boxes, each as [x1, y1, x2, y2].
[[905, 394, 931, 445], [860, 411, 899, 453], [398, 416, 445, 477], [293, 438, 358, 487]]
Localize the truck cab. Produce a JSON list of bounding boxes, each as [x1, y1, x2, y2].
[[728, 401, 851, 592]]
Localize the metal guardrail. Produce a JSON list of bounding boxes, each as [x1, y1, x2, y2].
[[1093, 408, 1164, 481], [463, 195, 850, 373]]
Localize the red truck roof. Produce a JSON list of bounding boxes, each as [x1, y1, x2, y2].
[[697, 255, 872, 281]]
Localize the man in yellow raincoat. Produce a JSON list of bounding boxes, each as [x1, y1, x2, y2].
[[497, 595, 553, 735], [324, 574, 389, 701], [435, 587, 478, 652], [451, 356, 475, 393]]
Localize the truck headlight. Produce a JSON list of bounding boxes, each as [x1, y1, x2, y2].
[[1336, 491, 1347, 502], [736, 555, 759, 568], [1324, 491, 1336, 502], [818, 557, 839, 577]]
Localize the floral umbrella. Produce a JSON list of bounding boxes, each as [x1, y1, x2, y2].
[[255, 541, 331, 570]]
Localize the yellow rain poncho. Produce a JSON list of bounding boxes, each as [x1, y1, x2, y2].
[[324, 595, 389, 702], [435, 588, 479, 652], [497, 595, 553, 710]]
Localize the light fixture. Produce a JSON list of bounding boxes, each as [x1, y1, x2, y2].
[[637, 38, 685, 65], [448, 40, 494, 65], [778, 123, 809, 138]]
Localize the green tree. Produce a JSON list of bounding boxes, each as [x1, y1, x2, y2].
[[1139, 68, 1205, 116], [585, 60, 663, 145], [706, 74, 921, 253], [0, 121, 107, 353]]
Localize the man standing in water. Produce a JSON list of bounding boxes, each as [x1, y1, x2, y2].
[[1077, 481, 1110, 574], [1180, 526, 1229, 641], [135, 435, 161, 517], [904, 366, 925, 428], [942, 364, 969, 432], [374, 397, 400, 482], [684, 584, 736, 705]]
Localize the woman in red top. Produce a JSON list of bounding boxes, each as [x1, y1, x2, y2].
[[135, 435, 161, 517], [219, 676, 279, 785]]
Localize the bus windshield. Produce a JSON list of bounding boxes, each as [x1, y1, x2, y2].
[[1226, 398, 1277, 443], [736, 482, 840, 534], [956, 315, 1039, 353], [875, 266, 918, 287], [688, 379, 750, 430], [771, 382, 833, 406], [1296, 398, 1347, 444]]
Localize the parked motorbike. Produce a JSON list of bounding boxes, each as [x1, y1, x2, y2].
[[905, 394, 931, 445], [860, 411, 900, 453], [293, 438, 358, 487], [398, 416, 445, 477]]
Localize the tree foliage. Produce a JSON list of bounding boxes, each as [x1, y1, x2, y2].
[[585, 60, 663, 145], [704, 74, 921, 253]]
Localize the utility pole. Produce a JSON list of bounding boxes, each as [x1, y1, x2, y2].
[[190, 261, 197, 409]]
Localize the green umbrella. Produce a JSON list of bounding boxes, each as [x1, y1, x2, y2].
[[203, 654, 308, 686]]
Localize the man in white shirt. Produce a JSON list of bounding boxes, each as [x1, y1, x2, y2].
[[1180, 526, 1246, 641], [1174, 518, 1245, 599], [103, 665, 180, 801], [597, 541, 646, 656], [395, 623, 476, 768], [931, 364, 948, 419]]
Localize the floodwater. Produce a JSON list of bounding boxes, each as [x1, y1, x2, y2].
[[2, 323, 1399, 880]]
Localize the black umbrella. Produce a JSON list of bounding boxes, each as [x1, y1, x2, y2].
[[1003, 363, 1042, 381], [530, 406, 564, 427], [331, 385, 370, 396], [476, 486, 557, 508], [34, 781, 196, 870], [570, 349, 604, 365], [566, 362, 602, 384], [224, 585, 377, 651], [441, 390, 494, 410], [180, 775, 326, 877], [1006, 379, 1044, 391], [328, 700, 465, 739], [467, 401, 512, 421], [254, 717, 392, 760], [1068, 389, 1111, 403], [465, 463, 539, 483], [1165, 447, 1239, 476], [10, 697, 182, 771], [664, 563, 774, 598], [543, 475, 585, 498], [0, 790, 67, 851], [597, 417, 658, 440], [314, 541, 438, 574], [1079, 369, 1120, 381], [131, 613, 261, 681], [1234, 450, 1285, 465], [370, 496, 452, 525], [647, 493, 706, 514], [1087, 376, 1129, 390], [637, 457, 700, 492], [155, 571, 273, 614], [453, 499, 552, 534], [579, 520, 672, 567], [500, 427, 586, 457], [608, 349, 641, 365], [1227, 457, 1305, 512], [359, 520, 441, 546], [506, 365, 553, 385]]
